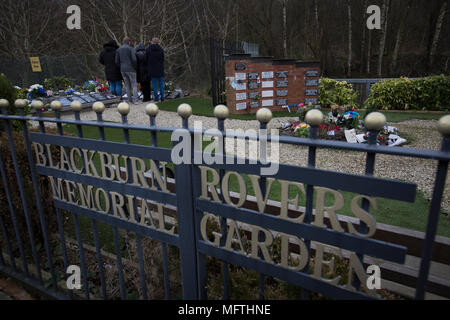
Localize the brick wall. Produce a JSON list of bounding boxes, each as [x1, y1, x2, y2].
[[225, 55, 320, 114]]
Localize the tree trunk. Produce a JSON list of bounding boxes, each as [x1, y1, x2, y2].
[[347, 0, 352, 77], [391, 0, 412, 75], [367, 30, 372, 75], [360, 0, 368, 75], [429, 0, 447, 68], [377, 0, 390, 77], [281, 0, 288, 58]]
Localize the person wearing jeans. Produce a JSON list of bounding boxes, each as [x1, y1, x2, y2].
[[108, 80, 122, 96], [151, 77, 165, 102], [146, 37, 165, 102], [115, 37, 138, 104], [99, 40, 123, 96]]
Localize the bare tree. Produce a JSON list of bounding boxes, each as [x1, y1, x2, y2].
[[377, 0, 391, 77], [347, 0, 352, 77], [429, 0, 448, 68]]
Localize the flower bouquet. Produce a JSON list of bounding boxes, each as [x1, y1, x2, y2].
[[28, 84, 47, 99]]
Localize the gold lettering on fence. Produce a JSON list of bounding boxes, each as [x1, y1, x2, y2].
[[34, 142, 382, 297]]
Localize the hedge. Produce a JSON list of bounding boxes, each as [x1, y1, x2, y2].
[[318, 78, 358, 109], [365, 75, 450, 111]]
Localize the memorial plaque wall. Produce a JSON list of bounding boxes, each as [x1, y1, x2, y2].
[[248, 81, 259, 90], [306, 79, 319, 86], [249, 101, 260, 108], [305, 89, 318, 96], [276, 71, 289, 78], [276, 80, 289, 88], [305, 98, 318, 104], [305, 70, 319, 77], [248, 92, 260, 99], [276, 99, 288, 106], [226, 56, 320, 114], [248, 72, 259, 80], [235, 63, 246, 70], [277, 90, 289, 97]]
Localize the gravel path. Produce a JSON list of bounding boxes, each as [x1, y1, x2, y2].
[[39, 102, 449, 212]]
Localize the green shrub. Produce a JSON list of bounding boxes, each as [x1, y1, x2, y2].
[[44, 76, 74, 91], [318, 78, 359, 109], [0, 73, 18, 114], [365, 75, 450, 111]]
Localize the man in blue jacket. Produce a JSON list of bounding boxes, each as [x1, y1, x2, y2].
[[146, 38, 165, 102], [115, 37, 139, 104]]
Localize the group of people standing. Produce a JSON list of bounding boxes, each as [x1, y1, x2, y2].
[[99, 37, 165, 105]]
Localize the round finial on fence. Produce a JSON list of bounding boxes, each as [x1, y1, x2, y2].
[[117, 102, 130, 116], [50, 101, 62, 111], [71, 101, 83, 112], [145, 103, 159, 117], [31, 100, 44, 110], [14, 99, 27, 109], [92, 102, 105, 114], [305, 109, 323, 126], [365, 112, 386, 131], [214, 105, 229, 120], [256, 108, 272, 124], [438, 115, 450, 136], [177, 103, 192, 119], [0, 99, 9, 108]]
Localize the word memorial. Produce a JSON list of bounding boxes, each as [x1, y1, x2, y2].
[[30, 126, 417, 299]]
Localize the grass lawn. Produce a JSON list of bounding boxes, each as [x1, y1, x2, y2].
[[156, 97, 446, 122], [62, 124, 450, 239]]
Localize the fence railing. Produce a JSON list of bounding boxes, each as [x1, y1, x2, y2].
[[0, 98, 449, 300]]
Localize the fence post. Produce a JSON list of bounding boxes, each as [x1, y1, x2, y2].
[[174, 104, 199, 299], [415, 115, 450, 300]]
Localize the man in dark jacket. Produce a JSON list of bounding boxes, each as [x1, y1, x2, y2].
[[146, 38, 165, 102], [99, 40, 123, 96], [135, 43, 151, 102], [116, 37, 139, 104]]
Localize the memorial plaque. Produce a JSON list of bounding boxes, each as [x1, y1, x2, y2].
[[248, 72, 259, 80], [248, 92, 259, 99], [80, 95, 97, 103], [236, 102, 247, 111], [262, 100, 273, 107], [235, 62, 246, 70], [305, 98, 318, 104], [305, 70, 319, 77], [262, 71, 274, 79], [91, 93, 107, 101], [276, 71, 289, 78], [305, 89, 318, 96], [236, 92, 247, 101], [262, 81, 274, 88], [235, 73, 246, 81], [235, 82, 246, 91], [248, 81, 259, 90], [276, 80, 289, 88], [262, 90, 273, 98], [56, 97, 72, 107], [276, 99, 288, 106], [249, 101, 260, 109], [69, 96, 88, 104], [277, 90, 288, 97], [306, 79, 319, 86]]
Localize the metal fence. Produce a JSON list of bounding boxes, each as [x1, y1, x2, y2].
[[0, 99, 449, 300]]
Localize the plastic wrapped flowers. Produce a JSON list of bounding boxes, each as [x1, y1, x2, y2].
[[28, 84, 47, 99]]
